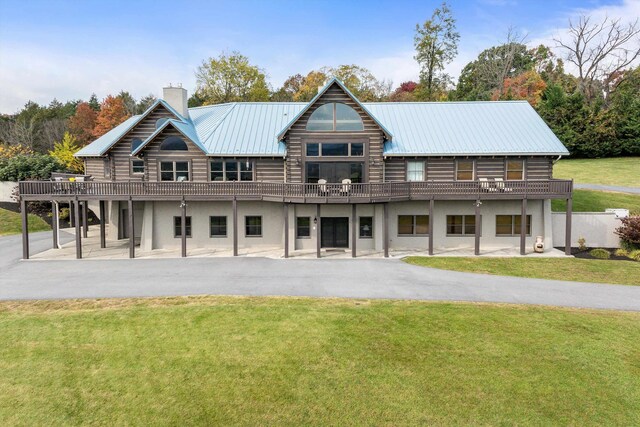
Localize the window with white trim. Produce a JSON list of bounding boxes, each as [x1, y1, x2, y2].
[[406, 161, 424, 181], [131, 159, 144, 174]]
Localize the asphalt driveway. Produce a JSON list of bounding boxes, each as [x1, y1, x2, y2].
[[1, 231, 640, 311]]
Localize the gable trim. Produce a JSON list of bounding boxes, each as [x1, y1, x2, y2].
[[131, 119, 206, 156]]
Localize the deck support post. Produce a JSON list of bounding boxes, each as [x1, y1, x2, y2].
[[565, 198, 572, 256], [52, 201, 59, 249], [99, 200, 106, 249], [351, 204, 357, 258], [383, 203, 389, 258], [69, 200, 74, 227], [181, 198, 187, 258], [283, 203, 289, 259], [520, 198, 527, 256], [428, 199, 434, 256], [232, 197, 238, 256], [74, 197, 82, 259], [316, 204, 321, 258], [128, 198, 135, 259], [21, 199, 29, 260], [82, 201, 88, 238], [474, 200, 481, 256]]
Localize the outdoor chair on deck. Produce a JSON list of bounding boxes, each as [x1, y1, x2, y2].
[[479, 178, 497, 192], [494, 178, 513, 192], [317, 179, 328, 195], [341, 179, 352, 195]]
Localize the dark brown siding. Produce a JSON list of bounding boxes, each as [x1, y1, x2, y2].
[[476, 158, 505, 179], [143, 128, 208, 182], [256, 158, 285, 182], [84, 157, 105, 180], [384, 158, 405, 182], [528, 157, 553, 180], [283, 83, 386, 183], [427, 158, 455, 180]]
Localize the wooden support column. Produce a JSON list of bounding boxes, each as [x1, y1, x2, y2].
[[52, 201, 59, 249], [351, 204, 357, 258], [99, 200, 106, 249], [181, 199, 187, 258], [82, 201, 89, 238], [428, 199, 434, 256], [69, 200, 74, 227], [474, 200, 481, 256], [128, 198, 135, 259], [565, 198, 572, 256], [383, 203, 389, 258], [283, 204, 289, 258], [520, 198, 527, 255], [232, 197, 238, 256], [74, 197, 82, 259], [316, 204, 321, 258], [20, 199, 29, 260]]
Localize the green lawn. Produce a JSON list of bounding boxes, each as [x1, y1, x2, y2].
[[0, 207, 50, 236], [552, 189, 640, 214], [404, 257, 640, 286], [554, 157, 640, 187], [1, 296, 639, 425]]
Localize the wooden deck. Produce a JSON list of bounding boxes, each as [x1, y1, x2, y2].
[[19, 180, 573, 202]]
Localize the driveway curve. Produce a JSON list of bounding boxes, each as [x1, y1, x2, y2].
[[574, 183, 640, 194], [1, 232, 639, 311]]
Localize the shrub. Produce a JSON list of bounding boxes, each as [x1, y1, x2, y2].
[[49, 132, 84, 174], [0, 144, 33, 159], [615, 248, 629, 257], [589, 248, 610, 259], [615, 216, 640, 251], [0, 154, 64, 181], [629, 250, 640, 262], [59, 207, 70, 221], [577, 237, 587, 251]]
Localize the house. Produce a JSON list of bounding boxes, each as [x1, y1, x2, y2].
[[18, 78, 573, 259]]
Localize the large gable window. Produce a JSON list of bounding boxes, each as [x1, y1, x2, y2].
[[307, 103, 364, 131], [160, 136, 188, 151]]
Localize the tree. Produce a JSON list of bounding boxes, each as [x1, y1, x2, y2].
[[137, 94, 157, 114], [271, 74, 305, 101], [194, 51, 270, 104], [88, 93, 101, 111], [292, 71, 328, 101], [93, 96, 130, 138], [49, 132, 84, 173], [413, 2, 459, 100], [603, 66, 640, 155], [68, 102, 97, 146], [117, 90, 137, 116], [324, 65, 392, 101], [389, 81, 420, 102], [492, 70, 547, 106], [554, 15, 640, 102]]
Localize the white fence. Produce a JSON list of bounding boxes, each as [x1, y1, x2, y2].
[[553, 212, 621, 248], [0, 181, 18, 203]]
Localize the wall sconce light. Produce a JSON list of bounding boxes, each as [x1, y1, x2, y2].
[[313, 217, 318, 225]]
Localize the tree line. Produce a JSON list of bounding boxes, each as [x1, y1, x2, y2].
[[1, 2, 638, 162]]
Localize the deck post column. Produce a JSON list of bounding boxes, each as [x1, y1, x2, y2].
[[283, 204, 289, 258], [351, 204, 357, 258], [82, 201, 89, 238], [69, 200, 74, 227], [128, 197, 135, 259], [428, 199, 434, 256], [520, 198, 527, 255], [99, 200, 106, 248], [181, 198, 187, 258], [565, 198, 572, 256], [474, 200, 481, 256], [20, 199, 29, 260], [316, 204, 321, 258], [74, 197, 82, 259], [383, 203, 389, 258], [52, 201, 59, 249], [232, 197, 238, 256]]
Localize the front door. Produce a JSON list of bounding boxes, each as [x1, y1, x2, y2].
[[321, 217, 349, 248]]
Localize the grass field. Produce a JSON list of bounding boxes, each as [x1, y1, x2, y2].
[[404, 257, 640, 286], [552, 189, 640, 214], [554, 157, 640, 187], [1, 296, 639, 425], [0, 207, 50, 236]]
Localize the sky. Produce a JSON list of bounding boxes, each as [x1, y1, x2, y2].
[[0, 0, 638, 113]]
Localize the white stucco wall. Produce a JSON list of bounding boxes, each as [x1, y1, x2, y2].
[[552, 212, 621, 248], [0, 181, 18, 203]]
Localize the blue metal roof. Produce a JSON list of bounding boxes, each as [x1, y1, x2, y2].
[[75, 115, 140, 157]]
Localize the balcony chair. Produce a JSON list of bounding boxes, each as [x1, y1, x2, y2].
[[494, 177, 513, 192], [317, 179, 328, 195], [341, 178, 352, 195], [479, 177, 497, 192]]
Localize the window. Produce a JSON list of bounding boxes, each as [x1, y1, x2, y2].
[[456, 160, 474, 181], [351, 143, 364, 156], [446, 215, 478, 236], [407, 161, 424, 181], [506, 160, 524, 180], [322, 143, 349, 156], [210, 160, 254, 181], [305, 162, 364, 183], [160, 161, 189, 181], [359, 216, 373, 238], [306, 143, 319, 156], [296, 217, 310, 238], [131, 138, 143, 153], [245, 216, 262, 237], [209, 216, 227, 237], [104, 158, 111, 178], [131, 159, 144, 174], [306, 103, 364, 131], [160, 136, 188, 151], [398, 215, 429, 236], [305, 142, 365, 157], [496, 215, 531, 236], [174, 216, 192, 238]]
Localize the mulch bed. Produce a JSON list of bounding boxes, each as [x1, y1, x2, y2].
[[1, 201, 100, 229], [555, 246, 634, 261]]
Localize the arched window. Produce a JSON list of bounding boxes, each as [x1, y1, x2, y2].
[[160, 136, 188, 151], [131, 138, 143, 153], [306, 103, 363, 131], [156, 118, 169, 129]]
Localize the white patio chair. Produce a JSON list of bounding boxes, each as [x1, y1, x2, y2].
[[479, 177, 497, 192], [318, 179, 327, 194], [341, 178, 352, 194], [494, 177, 513, 192]]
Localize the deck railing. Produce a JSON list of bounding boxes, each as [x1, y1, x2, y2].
[[18, 179, 573, 201]]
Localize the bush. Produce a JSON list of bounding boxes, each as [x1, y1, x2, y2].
[[629, 249, 640, 262], [615, 248, 629, 257], [577, 237, 587, 251], [0, 154, 65, 181], [49, 132, 84, 174], [589, 248, 610, 259], [615, 216, 640, 251]]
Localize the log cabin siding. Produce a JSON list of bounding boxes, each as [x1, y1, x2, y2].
[[527, 157, 553, 180], [384, 158, 405, 182], [256, 158, 285, 182], [284, 84, 386, 183], [84, 157, 106, 180], [143, 128, 208, 182]]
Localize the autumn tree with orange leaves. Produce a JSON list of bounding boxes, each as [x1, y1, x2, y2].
[[492, 70, 547, 106], [67, 102, 97, 146], [93, 96, 130, 138]]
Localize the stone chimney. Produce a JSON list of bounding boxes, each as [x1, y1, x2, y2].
[[163, 84, 189, 118]]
